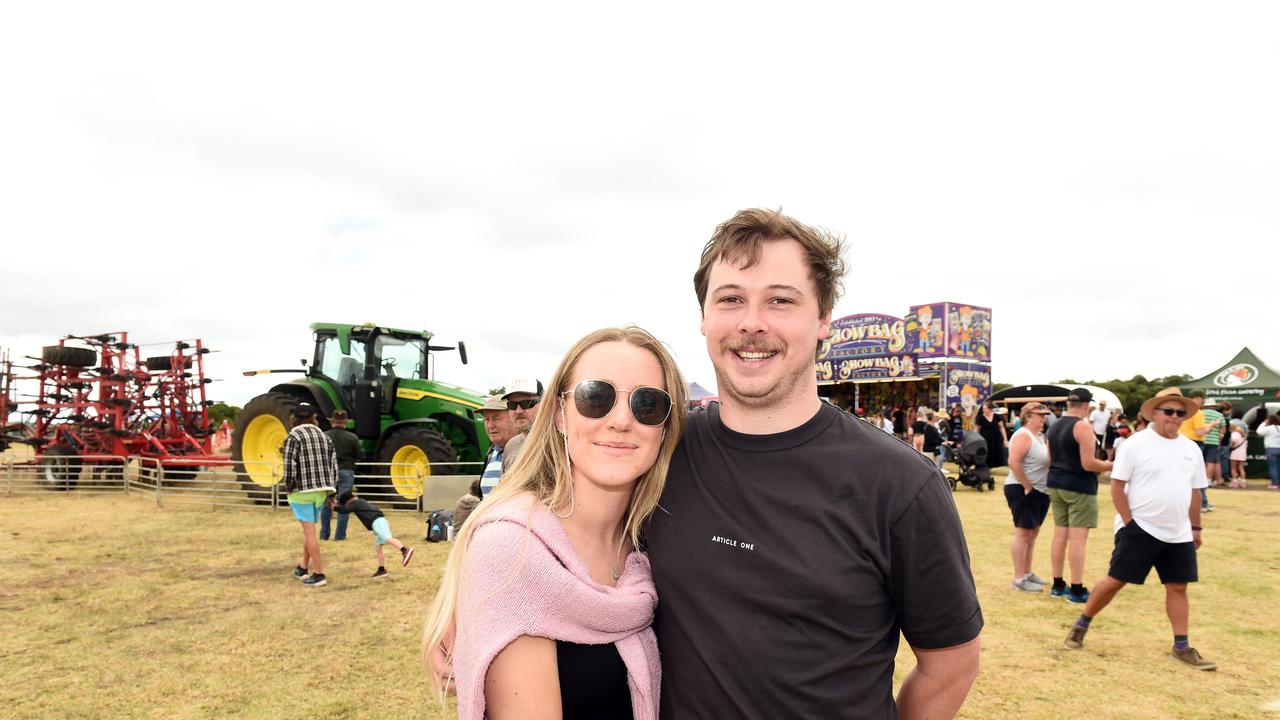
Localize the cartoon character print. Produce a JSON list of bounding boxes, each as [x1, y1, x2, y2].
[[959, 384, 979, 430], [957, 306, 974, 357], [916, 306, 934, 353]]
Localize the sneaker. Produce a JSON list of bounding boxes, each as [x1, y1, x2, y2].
[[1024, 572, 1048, 586], [1171, 646, 1217, 671], [401, 546, 415, 568], [1050, 586, 1070, 597], [1064, 625, 1088, 649], [1067, 588, 1090, 603], [1011, 577, 1043, 592], [1202, 504, 1215, 512], [371, 567, 388, 579], [303, 573, 327, 588], [293, 565, 308, 580]]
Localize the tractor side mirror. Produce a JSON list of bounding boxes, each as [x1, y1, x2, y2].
[[458, 341, 468, 365], [300, 358, 308, 367]]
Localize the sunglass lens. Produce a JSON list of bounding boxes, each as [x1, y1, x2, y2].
[[630, 387, 672, 426], [574, 381, 616, 419]]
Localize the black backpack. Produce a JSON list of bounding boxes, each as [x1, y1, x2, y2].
[[425, 509, 453, 542]]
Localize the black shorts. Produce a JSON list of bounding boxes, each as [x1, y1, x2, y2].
[[1201, 444, 1220, 463], [1004, 485, 1050, 530], [1108, 521, 1198, 585]]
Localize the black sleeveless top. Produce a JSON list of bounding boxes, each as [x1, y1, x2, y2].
[[1046, 416, 1097, 495], [556, 641, 633, 719]]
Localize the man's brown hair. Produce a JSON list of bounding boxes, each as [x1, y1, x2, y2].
[[693, 208, 848, 317]]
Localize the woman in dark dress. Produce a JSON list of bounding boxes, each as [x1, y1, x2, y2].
[[976, 401, 1009, 468]]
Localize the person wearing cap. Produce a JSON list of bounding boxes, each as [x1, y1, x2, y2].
[[319, 409, 362, 541], [282, 402, 339, 588], [476, 394, 516, 497], [1045, 387, 1114, 603], [500, 378, 543, 474], [1007, 402, 1053, 592], [1063, 387, 1215, 671], [1178, 391, 1222, 512]]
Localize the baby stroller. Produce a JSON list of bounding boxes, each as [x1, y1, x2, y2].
[[947, 431, 994, 492]]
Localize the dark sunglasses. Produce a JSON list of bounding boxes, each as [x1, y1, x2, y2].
[[507, 397, 541, 411], [1155, 407, 1188, 417], [563, 380, 672, 427]]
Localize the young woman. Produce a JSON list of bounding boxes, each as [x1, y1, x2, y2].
[[976, 401, 1009, 468], [423, 327, 687, 720]]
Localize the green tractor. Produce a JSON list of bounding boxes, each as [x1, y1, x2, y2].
[[231, 323, 489, 502]]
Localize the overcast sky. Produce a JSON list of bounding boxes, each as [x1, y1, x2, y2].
[[2, 2, 1278, 411]]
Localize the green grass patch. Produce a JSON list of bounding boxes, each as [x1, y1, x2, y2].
[[2, 480, 1278, 718]]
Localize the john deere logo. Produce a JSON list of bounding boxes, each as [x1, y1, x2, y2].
[[1214, 363, 1258, 387]]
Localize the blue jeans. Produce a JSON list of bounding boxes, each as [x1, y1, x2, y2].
[[1267, 447, 1280, 487], [319, 469, 355, 540]]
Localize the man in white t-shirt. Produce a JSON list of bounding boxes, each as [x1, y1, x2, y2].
[[1088, 399, 1110, 446], [1063, 387, 1216, 670]]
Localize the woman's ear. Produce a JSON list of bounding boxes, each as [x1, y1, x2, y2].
[[555, 398, 567, 436]]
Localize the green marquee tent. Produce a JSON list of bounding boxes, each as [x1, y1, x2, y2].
[[1180, 347, 1280, 479], [1180, 347, 1280, 404]]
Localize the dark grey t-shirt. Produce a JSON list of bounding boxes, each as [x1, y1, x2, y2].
[[647, 403, 983, 719]]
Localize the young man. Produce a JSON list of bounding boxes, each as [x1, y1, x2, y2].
[[282, 403, 338, 587], [1064, 388, 1215, 670], [1045, 387, 1114, 602], [646, 209, 982, 719]]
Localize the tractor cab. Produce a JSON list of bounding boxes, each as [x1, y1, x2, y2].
[[310, 323, 467, 440]]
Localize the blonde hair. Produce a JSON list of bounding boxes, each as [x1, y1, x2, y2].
[[421, 326, 687, 690]]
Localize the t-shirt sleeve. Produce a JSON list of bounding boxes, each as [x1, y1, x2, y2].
[[1111, 437, 1135, 482], [1188, 448, 1209, 490], [890, 472, 984, 649]]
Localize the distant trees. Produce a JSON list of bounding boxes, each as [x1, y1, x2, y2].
[[1053, 375, 1194, 417], [207, 402, 241, 428]]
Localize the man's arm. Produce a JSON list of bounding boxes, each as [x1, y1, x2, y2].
[[1189, 488, 1203, 549], [1074, 421, 1112, 473], [896, 636, 980, 720], [1111, 478, 1131, 524]]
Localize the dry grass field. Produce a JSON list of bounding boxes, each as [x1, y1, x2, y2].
[[2, 476, 1278, 719]]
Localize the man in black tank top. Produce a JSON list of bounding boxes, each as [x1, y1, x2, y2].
[[1046, 388, 1114, 603]]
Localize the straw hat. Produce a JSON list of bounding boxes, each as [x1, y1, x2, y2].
[[1139, 387, 1199, 422]]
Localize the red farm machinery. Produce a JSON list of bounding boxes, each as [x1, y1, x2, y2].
[[4, 332, 224, 488]]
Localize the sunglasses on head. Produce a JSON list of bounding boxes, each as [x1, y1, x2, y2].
[[507, 397, 541, 411], [1156, 407, 1188, 417], [562, 380, 672, 427]]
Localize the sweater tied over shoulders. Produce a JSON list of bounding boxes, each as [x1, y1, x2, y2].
[[453, 493, 660, 720]]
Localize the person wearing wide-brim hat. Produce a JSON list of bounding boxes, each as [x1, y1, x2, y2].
[[1063, 386, 1216, 671], [1138, 387, 1198, 422]]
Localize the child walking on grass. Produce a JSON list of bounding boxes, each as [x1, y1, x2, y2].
[[331, 490, 415, 578]]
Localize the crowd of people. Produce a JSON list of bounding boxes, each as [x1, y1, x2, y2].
[[274, 206, 1274, 718]]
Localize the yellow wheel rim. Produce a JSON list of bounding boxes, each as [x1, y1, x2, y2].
[[242, 414, 287, 487], [390, 444, 429, 499]]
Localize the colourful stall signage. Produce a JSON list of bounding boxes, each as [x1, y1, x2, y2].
[[817, 354, 917, 384], [905, 302, 946, 358], [943, 362, 992, 415]]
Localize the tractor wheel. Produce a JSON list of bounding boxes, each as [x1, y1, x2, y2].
[[145, 356, 194, 371], [40, 445, 81, 490], [42, 346, 96, 368], [231, 391, 300, 503], [376, 425, 458, 502]]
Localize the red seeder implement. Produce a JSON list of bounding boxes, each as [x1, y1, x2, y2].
[[9, 332, 223, 481]]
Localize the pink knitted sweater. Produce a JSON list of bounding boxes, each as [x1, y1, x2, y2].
[[453, 493, 660, 720]]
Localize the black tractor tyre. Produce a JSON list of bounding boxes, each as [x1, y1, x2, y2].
[[42, 346, 97, 368], [145, 356, 194, 371], [231, 391, 303, 505], [376, 425, 458, 506], [40, 445, 81, 490]]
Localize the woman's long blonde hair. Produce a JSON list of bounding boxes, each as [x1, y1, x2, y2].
[[422, 326, 687, 687]]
